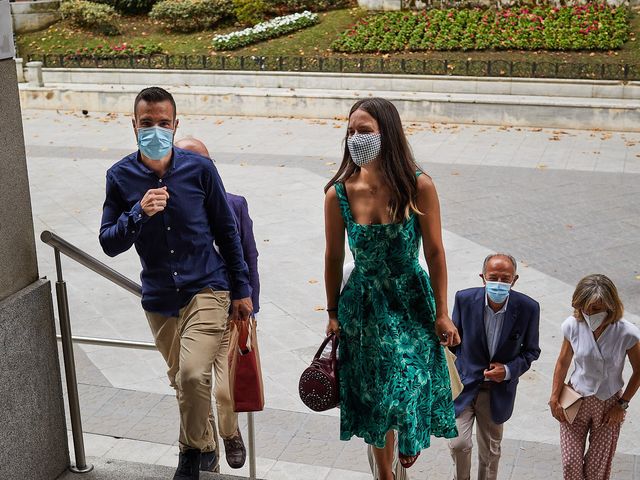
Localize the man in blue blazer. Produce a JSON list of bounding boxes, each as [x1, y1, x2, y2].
[[449, 253, 540, 480], [175, 137, 261, 471]]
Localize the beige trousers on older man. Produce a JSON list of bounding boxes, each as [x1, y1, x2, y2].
[[448, 386, 504, 480], [145, 289, 238, 452]]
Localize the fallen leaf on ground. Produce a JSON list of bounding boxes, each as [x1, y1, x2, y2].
[[314, 306, 325, 311], [308, 279, 318, 284]]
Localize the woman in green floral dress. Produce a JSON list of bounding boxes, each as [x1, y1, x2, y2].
[[324, 98, 460, 479]]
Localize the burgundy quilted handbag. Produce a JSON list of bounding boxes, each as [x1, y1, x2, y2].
[[299, 333, 339, 412]]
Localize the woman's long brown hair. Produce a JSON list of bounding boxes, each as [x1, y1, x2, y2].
[[324, 98, 422, 223]]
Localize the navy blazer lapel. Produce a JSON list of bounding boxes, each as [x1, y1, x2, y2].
[[472, 288, 490, 359], [496, 293, 519, 354]]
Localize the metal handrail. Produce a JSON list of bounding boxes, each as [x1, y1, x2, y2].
[[41, 230, 258, 478], [40, 231, 142, 297]]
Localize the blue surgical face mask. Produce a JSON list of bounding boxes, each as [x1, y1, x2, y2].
[[486, 281, 511, 304], [137, 126, 174, 160]]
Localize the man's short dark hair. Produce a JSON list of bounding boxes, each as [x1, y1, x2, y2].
[[134, 87, 176, 118]]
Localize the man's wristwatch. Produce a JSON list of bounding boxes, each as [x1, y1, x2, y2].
[[618, 398, 630, 410]]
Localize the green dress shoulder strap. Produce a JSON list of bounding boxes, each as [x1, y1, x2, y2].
[[333, 182, 353, 226]]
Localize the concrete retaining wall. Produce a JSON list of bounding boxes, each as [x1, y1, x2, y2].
[[358, 0, 402, 9], [18, 82, 640, 131], [36, 68, 640, 100], [11, 0, 60, 34], [18, 68, 640, 131]]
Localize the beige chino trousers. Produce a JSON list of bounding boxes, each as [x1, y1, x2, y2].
[[145, 289, 238, 452], [448, 386, 504, 480]]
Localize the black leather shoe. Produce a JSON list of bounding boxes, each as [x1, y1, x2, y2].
[[223, 430, 247, 469], [174, 449, 200, 479], [200, 449, 220, 472]]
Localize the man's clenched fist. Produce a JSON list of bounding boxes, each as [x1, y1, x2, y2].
[[141, 187, 170, 217]]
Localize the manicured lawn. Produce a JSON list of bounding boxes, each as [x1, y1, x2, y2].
[[16, 9, 367, 57], [16, 7, 640, 67]]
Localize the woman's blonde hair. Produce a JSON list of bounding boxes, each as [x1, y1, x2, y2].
[[572, 274, 624, 324]]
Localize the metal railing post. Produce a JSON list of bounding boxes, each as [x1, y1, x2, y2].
[[247, 412, 257, 479], [54, 248, 93, 474]]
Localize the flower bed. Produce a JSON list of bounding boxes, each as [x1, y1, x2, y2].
[[213, 10, 319, 50], [332, 4, 630, 53]]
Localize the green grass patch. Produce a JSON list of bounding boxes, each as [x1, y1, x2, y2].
[[16, 9, 365, 57]]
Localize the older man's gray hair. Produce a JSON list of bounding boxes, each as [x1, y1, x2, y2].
[[482, 253, 517, 274]]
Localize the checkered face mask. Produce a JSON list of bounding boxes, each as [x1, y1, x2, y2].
[[347, 133, 381, 166]]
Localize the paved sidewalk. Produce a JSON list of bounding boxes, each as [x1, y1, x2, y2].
[[23, 110, 640, 479], [63, 372, 640, 480]]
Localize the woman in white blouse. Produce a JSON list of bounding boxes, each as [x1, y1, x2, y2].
[[549, 274, 640, 480]]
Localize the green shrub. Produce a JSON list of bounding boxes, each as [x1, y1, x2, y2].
[[93, 0, 158, 14], [150, 0, 233, 32], [65, 42, 163, 58], [233, 0, 267, 25], [264, 0, 354, 15], [60, 0, 121, 35]]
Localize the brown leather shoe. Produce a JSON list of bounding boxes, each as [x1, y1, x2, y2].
[[223, 430, 246, 469]]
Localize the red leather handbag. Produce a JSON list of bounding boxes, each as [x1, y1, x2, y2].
[[228, 316, 264, 412], [298, 333, 339, 412]]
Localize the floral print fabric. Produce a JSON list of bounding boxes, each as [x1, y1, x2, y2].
[[334, 180, 458, 456]]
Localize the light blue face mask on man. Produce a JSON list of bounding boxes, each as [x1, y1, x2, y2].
[[137, 126, 174, 160], [485, 281, 511, 304]]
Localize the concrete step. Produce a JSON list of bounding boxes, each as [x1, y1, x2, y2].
[[19, 81, 640, 131], [56, 457, 257, 480]]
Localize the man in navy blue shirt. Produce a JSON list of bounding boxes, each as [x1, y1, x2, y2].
[[99, 87, 252, 480]]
